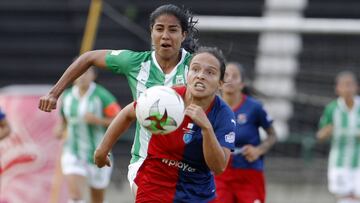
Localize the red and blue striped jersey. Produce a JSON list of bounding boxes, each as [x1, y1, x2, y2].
[[134, 86, 236, 202], [230, 95, 273, 171]]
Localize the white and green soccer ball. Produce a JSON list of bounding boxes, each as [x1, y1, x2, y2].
[[136, 86, 185, 135]]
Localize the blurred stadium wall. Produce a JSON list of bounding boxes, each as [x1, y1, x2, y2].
[[2, 0, 360, 202]]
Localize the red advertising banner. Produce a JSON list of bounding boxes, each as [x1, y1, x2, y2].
[[0, 86, 67, 203]]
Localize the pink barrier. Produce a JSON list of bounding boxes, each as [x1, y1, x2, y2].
[[0, 91, 67, 203]]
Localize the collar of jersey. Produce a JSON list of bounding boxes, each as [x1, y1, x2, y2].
[[337, 95, 360, 112], [151, 48, 188, 76]]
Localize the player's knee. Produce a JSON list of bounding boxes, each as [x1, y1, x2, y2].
[[68, 188, 84, 200]]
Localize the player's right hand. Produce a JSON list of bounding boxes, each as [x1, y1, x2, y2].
[[94, 149, 111, 168], [38, 94, 58, 112]]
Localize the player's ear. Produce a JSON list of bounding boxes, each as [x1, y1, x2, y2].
[[181, 31, 187, 43], [219, 80, 224, 87], [218, 80, 224, 90]]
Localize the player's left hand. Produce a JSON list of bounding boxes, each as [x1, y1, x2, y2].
[[242, 144, 262, 162], [185, 104, 211, 129]]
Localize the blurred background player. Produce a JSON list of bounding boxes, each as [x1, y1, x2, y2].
[[214, 62, 277, 203], [38, 4, 198, 195], [0, 107, 11, 140], [317, 71, 360, 203], [94, 46, 236, 202], [56, 67, 120, 203]]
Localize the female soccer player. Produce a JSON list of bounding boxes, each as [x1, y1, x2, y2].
[[317, 71, 360, 203], [214, 62, 277, 203], [38, 4, 198, 194], [56, 67, 120, 203], [94, 47, 236, 202]]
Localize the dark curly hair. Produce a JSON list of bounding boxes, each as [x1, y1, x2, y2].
[[149, 4, 199, 53]]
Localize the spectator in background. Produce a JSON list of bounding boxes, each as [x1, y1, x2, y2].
[[214, 62, 277, 203], [0, 107, 11, 140], [317, 71, 360, 203], [56, 67, 120, 203]]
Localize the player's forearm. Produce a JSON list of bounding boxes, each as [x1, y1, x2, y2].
[[257, 127, 277, 155], [97, 104, 135, 154], [316, 125, 333, 142], [49, 50, 108, 98], [202, 127, 229, 175], [98, 116, 133, 154], [95, 117, 114, 127]]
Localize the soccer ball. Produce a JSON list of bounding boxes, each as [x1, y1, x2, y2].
[[136, 86, 185, 135]]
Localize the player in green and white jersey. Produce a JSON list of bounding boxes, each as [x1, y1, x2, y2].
[[38, 4, 198, 195], [57, 67, 121, 203], [317, 71, 360, 203], [106, 48, 191, 162]]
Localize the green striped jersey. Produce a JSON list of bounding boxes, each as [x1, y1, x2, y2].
[[61, 83, 117, 163], [105, 49, 192, 163], [319, 96, 360, 169]]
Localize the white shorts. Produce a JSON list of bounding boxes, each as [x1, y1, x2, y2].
[[328, 167, 360, 197], [127, 158, 145, 190], [61, 152, 113, 189]]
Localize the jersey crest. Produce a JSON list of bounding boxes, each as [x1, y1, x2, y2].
[[182, 123, 194, 144], [237, 113, 247, 124]]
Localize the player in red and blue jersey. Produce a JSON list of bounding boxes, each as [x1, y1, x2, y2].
[[94, 47, 236, 202], [214, 62, 277, 203]]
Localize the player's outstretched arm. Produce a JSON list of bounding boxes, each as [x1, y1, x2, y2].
[[94, 102, 136, 168], [38, 50, 109, 112], [185, 104, 230, 175]]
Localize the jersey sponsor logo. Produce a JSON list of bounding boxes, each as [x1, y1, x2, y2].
[[237, 113, 247, 124], [175, 75, 185, 85], [225, 132, 235, 143], [161, 158, 196, 172], [110, 50, 122, 55]]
